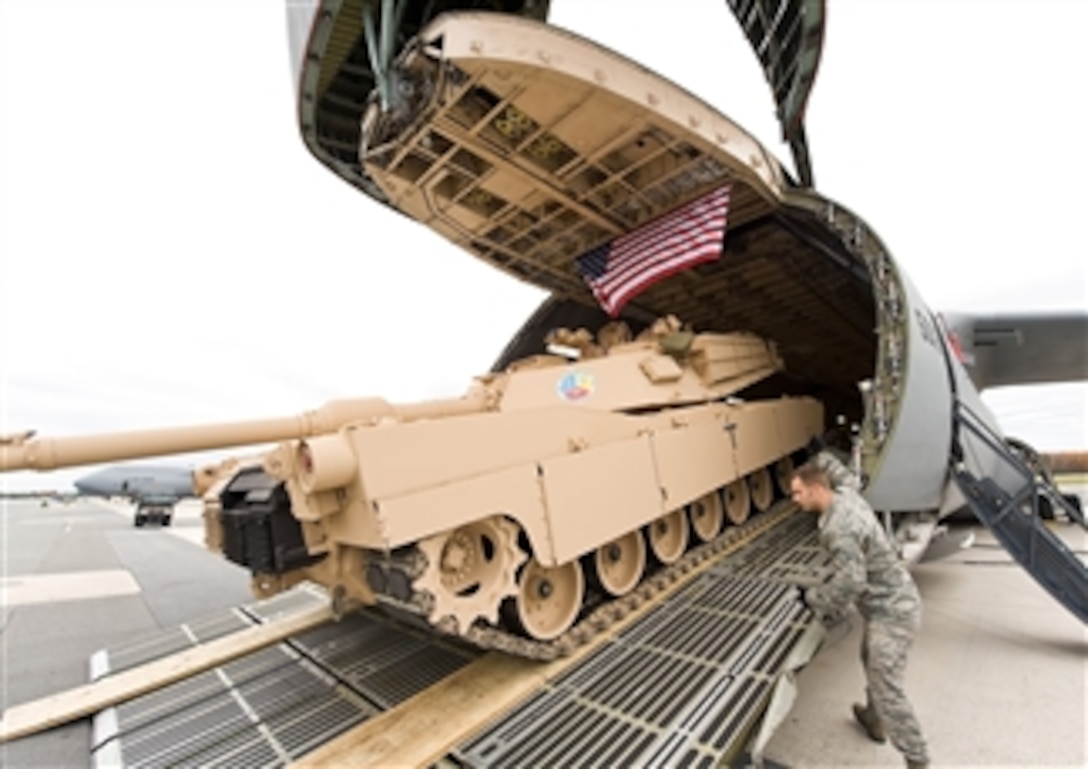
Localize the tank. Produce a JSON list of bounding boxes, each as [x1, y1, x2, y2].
[[1, 316, 821, 658]]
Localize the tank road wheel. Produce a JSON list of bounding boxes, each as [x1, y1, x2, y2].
[[748, 467, 774, 513], [647, 508, 689, 565], [514, 558, 585, 641], [724, 478, 751, 525], [689, 491, 724, 543], [590, 530, 646, 597], [774, 456, 795, 497], [415, 516, 527, 634]]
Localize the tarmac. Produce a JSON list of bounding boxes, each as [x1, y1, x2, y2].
[[764, 487, 1087, 768], [1, 497, 255, 768], [0, 487, 1085, 769]]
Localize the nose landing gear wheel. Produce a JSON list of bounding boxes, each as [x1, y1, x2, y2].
[[689, 491, 724, 543], [513, 558, 585, 641], [590, 530, 646, 597], [748, 466, 774, 512], [724, 478, 751, 525], [647, 508, 689, 564]]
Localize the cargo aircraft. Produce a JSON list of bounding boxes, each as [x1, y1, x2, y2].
[[0, 5, 1084, 759], [1, 0, 1084, 628], [280, 0, 1087, 617], [73, 463, 196, 501]]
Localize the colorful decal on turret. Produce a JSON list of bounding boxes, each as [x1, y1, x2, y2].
[[557, 371, 596, 402]]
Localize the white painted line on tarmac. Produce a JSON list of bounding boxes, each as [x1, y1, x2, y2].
[[1, 570, 140, 607]]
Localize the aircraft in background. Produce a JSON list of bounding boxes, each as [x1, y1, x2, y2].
[[73, 464, 195, 501], [941, 311, 1087, 392]]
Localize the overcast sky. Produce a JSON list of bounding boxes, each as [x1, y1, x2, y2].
[[1, 0, 1085, 493]]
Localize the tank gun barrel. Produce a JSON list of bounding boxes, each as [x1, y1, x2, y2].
[[0, 393, 489, 472]]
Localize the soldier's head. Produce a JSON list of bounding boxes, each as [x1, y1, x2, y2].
[[789, 462, 834, 513]]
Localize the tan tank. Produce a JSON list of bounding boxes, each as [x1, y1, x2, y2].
[[1, 317, 821, 653]]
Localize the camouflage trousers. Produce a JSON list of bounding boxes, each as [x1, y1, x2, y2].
[[860, 609, 929, 764]]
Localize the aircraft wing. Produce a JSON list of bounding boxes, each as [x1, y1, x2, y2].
[[941, 311, 1088, 391]]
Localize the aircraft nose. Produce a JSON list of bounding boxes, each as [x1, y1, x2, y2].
[[73, 469, 110, 495]]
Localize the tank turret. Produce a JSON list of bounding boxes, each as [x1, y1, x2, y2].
[[2, 320, 821, 657]]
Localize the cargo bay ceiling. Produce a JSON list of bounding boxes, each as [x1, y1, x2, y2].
[[295, 0, 875, 425]]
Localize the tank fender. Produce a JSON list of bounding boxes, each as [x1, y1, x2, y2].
[[323, 462, 558, 564]]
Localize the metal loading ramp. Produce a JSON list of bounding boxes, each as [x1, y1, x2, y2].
[[80, 509, 831, 768], [449, 513, 830, 768], [89, 585, 483, 768]]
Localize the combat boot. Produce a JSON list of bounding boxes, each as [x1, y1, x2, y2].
[[851, 702, 886, 743]]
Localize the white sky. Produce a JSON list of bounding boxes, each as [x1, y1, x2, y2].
[[1, 0, 1085, 493]]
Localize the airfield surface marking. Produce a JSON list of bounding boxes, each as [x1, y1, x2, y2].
[[0, 570, 140, 606], [0, 602, 334, 743]]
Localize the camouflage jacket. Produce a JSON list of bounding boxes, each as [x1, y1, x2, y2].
[[806, 489, 920, 625], [814, 449, 861, 492]]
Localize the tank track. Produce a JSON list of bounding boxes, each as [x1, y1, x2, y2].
[[366, 502, 795, 661]]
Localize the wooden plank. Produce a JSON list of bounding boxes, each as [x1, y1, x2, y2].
[[291, 652, 545, 769], [0, 603, 334, 743], [292, 505, 796, 768]]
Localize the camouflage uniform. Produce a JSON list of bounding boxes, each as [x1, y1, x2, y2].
[[814, 448, 861, 492], [806, 452, 930, 766]]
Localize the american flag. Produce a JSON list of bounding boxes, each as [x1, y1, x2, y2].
[[575, 184, 732, 317]]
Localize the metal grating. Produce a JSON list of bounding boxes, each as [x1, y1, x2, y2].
[[116, 694, 253, 768], [289, 610, 481, 709], [109, 670, 230, 736], [454, 512, 828, 767], [88, 584, 328, 682], [88, 612, 249, 680], [87, 515, 829, 768], [239, 581, 329, 622], [355, 642, 479, 708], [90, 583, 481, 768], [94, 643, 370, 769], [264, 695, 371, 756]]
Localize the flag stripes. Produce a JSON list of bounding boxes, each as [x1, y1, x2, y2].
[[574, 184, 732, 317]]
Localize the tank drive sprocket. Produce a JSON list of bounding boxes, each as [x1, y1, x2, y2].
[[413, 516, 527, 634]]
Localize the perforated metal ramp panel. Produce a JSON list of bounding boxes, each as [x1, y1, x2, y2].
[[452, 513, 830, 768], [89, 583, 482, 768], [84, 514, 830, 768]]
